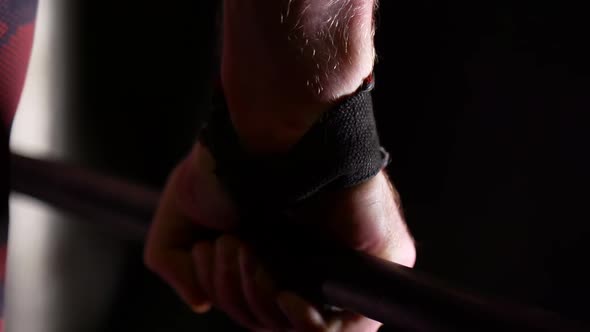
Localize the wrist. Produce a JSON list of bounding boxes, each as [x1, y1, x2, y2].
[[224, 72, 373, 153]]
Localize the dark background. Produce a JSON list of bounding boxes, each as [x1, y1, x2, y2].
[[12, 0, 588, 330]]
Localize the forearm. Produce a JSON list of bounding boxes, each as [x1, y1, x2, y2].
[[222, 0, 377, 152], [220, 0, 416, 265]]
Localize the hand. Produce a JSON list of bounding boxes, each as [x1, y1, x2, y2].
[[144, 143, 416, 332], [145, 1, 416, 331]]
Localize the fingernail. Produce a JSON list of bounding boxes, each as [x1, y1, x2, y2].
[[277, 292, 326, 328], [190, 302, 212, 314]]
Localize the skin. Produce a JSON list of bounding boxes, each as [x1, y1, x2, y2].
[[145, 1, 416, 331], [222, 0, 377, 152]]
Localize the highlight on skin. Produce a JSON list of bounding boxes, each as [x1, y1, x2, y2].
[[221, 0, 378, 152], [279, 0, 378, 99]]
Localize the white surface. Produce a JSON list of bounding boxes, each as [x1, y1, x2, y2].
[[6, 2, 124, 331], [10, 0, 62, 158], [5, 193, 127, 332]]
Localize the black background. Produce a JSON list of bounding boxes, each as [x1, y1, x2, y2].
[[52, 0, 590, 328]]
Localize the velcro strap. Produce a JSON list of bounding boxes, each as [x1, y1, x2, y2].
[[200, 79, 388, 212]]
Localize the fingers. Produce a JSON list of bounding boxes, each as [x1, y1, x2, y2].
[[188, 234, 382, 332], [277, 292, 328, 332], [212, 235, 260, 329], [239, 246, 290, 330], [145, 144, 239, 312], [277, 292, 382, 332], [145, 211, 212, 312], [146, 142, 392, 331], [144, 162, 212, 311], [191, 236, 291, 331], [146, 249, 212, 313], [191, 241, 215, 300]]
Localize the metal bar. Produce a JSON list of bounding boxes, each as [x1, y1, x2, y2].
[[9, 153, 588, 331]]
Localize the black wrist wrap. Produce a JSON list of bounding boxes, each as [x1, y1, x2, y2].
[[200, 80, 389, 212]]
